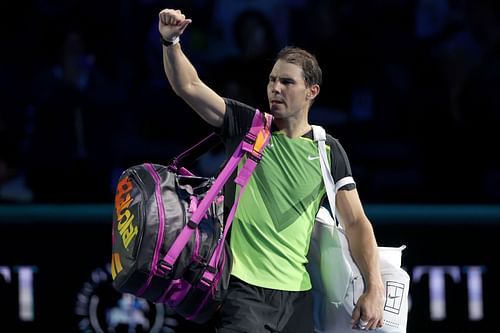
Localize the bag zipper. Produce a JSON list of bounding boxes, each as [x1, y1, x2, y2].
[[136, 163, 167, 296]]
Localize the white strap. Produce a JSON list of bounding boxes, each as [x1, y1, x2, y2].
[[311, 125, 355, 225], [311, 126, 336, 220]]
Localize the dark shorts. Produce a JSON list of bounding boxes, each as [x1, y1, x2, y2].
[[215, 276, 314, 333]]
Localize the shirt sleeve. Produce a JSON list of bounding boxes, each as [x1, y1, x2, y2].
[[326, 135, 356, 191], [220, 98, 255, 141]]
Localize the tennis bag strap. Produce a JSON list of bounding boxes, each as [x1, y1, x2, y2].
[[168, 132, 222, 177], [159, 110, 273, 286]]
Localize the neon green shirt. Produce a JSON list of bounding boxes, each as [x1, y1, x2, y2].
[[221, 99, 353, 291], [230, 131, 329, 290]]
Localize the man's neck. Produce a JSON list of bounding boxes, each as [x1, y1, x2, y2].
[[274, 118, 311, 138]]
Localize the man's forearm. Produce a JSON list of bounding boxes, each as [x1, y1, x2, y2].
[[158, 8, 225, 127], [347, 219, 384, 293], [162, 43, 200, 97]]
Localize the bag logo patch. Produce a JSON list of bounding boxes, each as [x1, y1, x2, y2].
[[254, 128, 270, 154], [114, 176, 138, 250], [384, 280, 405, 315]]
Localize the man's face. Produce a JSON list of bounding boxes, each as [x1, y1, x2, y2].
[[267, 60, 310, 119]]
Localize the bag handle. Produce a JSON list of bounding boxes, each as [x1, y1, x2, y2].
[[168, 132, 222, 175]]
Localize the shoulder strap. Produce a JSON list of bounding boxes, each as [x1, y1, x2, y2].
[[311, 125, 355, 226], [193, 109, 272, 222], [312, 125, 337, 225], [202, 109, 272, 281]]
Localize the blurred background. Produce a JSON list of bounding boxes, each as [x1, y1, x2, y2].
[[0, 0, 499, 332]]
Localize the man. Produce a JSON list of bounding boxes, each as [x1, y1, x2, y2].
[[158, 8, 384, 333]]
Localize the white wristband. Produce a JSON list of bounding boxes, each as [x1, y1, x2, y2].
[[161, 35, 180, 47]]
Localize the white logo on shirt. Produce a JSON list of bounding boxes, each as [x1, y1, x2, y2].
[[307, 155, 320, 161]]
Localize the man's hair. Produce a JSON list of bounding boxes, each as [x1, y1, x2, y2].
[[275, 46, 322, 87]]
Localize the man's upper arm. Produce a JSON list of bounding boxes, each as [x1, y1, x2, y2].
[[181, 80, 226, 128], [336, 188, 367, 228]]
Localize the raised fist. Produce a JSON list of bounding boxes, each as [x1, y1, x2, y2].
[[158, 9, 192, 41]]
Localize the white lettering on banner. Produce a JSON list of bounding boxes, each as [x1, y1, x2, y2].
[[17, 266, 37, 321], [465, 266, 484, 321], [0, 264, 487, 325], [412, 265, 485, 321], [0, 265, 37, 321], [0, 266, 11, 282]]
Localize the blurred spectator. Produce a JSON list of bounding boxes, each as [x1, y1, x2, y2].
[[122, 0, 216, 167], [412, 0, 500, 202], [453, 0, 500, 126], [0, 107, 33, 203], [208, 9, 279, 109], [207, 0, 288, 62], [27, 30, 127, 202], [1, 0, 498, 204], [0, 2, 37, 202], [415, 0, 451, 40], [454, 0, 500, 200]]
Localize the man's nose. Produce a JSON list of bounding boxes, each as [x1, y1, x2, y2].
[[270, 81, 281, 93]]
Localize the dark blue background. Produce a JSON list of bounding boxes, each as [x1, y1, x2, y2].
[[1, 0, 499, 205]]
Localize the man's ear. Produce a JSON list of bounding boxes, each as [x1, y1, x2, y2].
[[308, 84, 320, 99]]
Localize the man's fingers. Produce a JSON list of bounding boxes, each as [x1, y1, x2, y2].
[[351, 306, 361, 328], [159, 9, 188, 26], [178, 19, 192, 33], [158, 9, 191, 42]]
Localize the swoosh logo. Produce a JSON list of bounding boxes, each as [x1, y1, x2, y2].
[[388, 294, 400, 299], [307, 155, 320, 161]]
